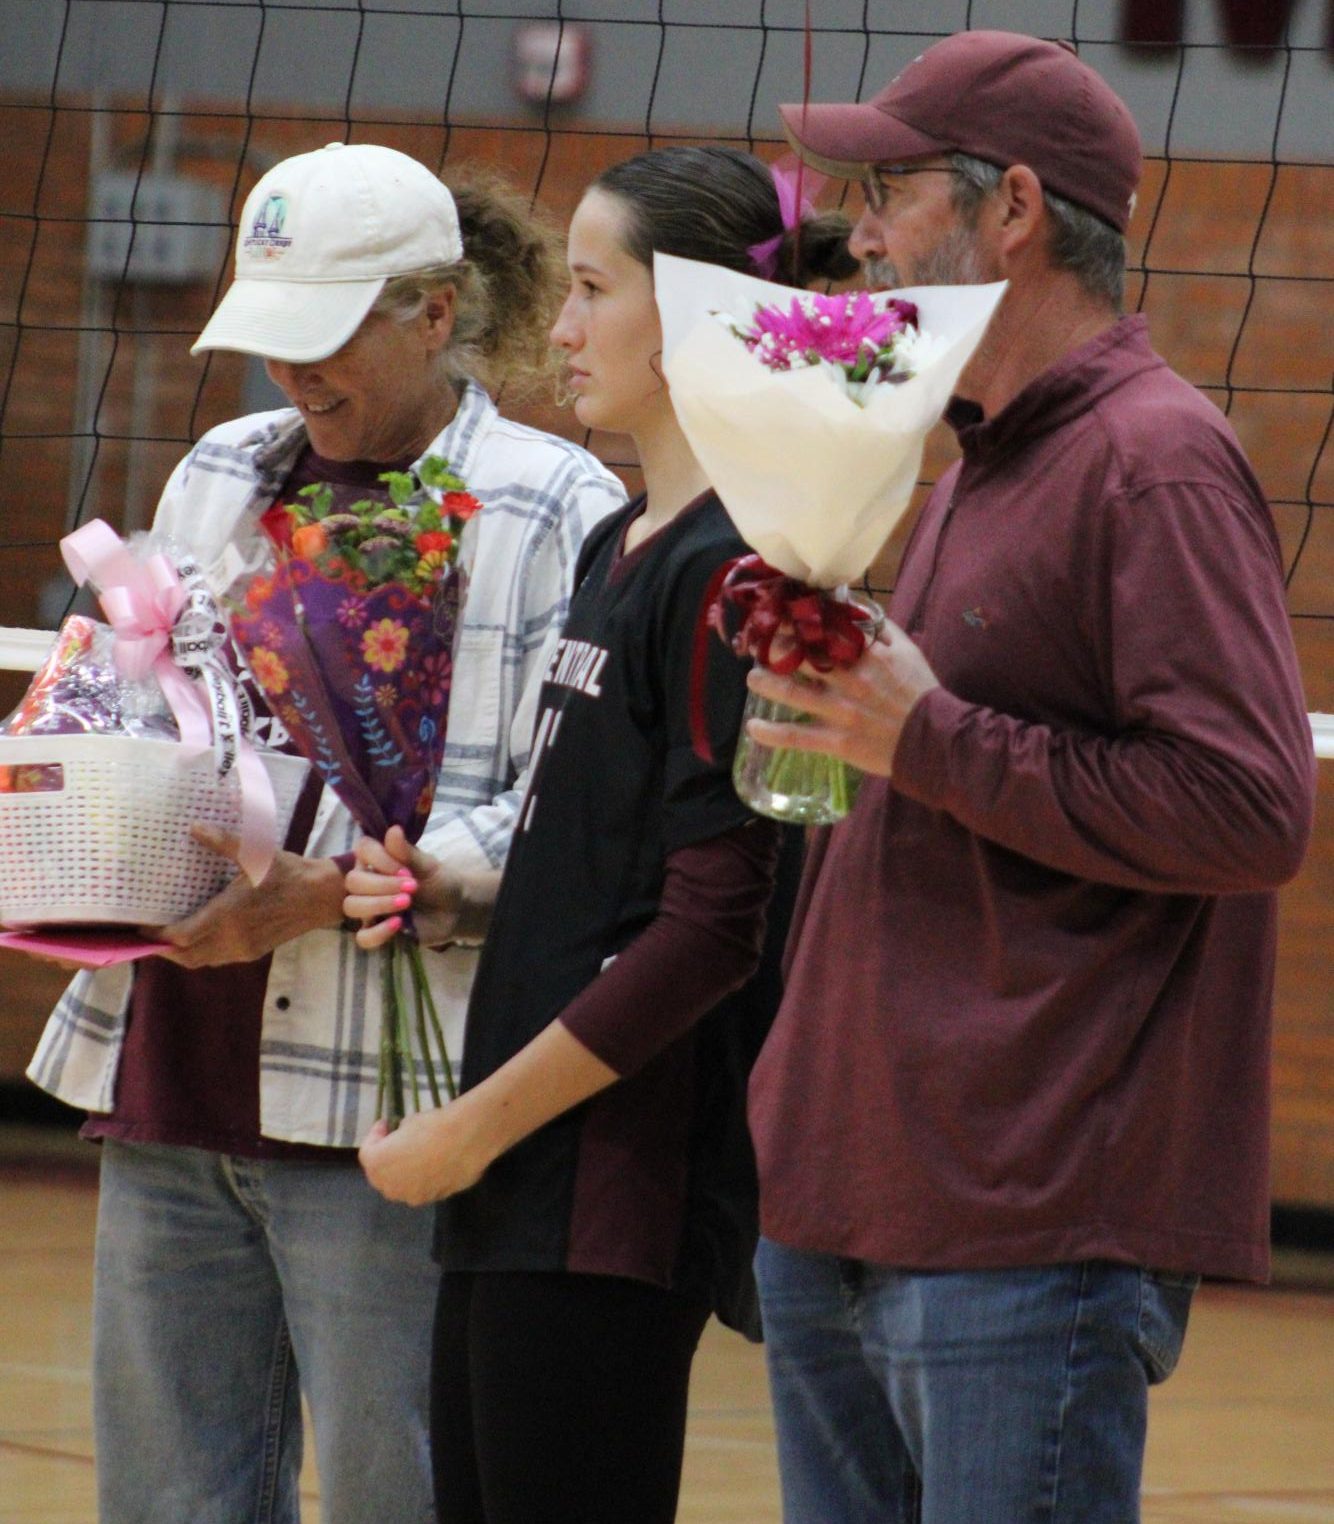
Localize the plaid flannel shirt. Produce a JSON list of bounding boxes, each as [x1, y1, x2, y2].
[[28, 381, 626, 1145]]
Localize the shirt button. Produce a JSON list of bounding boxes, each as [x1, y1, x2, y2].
[[275, 996, 291, 1011]]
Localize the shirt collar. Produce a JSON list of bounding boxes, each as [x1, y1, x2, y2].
[[417, 378, 495, 485], [948, 314, 1159, 462]]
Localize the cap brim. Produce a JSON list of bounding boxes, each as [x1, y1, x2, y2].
[[190, 275, 386, 363], [778, 101, 947, 179]]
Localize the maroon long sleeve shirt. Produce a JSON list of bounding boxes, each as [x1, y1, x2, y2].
[[749, 317, 1315, 1283]]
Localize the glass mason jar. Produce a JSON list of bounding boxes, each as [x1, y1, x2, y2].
[[732, 593, 883, 826]]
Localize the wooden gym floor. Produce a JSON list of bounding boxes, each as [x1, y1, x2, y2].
[[2, 1123, 1332, 1524]]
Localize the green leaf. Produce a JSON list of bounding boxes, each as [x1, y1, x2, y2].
[[416, 454, 453, 491], [378, 469, 417, 507], [297, 481, 333, 520]]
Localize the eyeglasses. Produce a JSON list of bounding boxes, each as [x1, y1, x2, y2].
[[861, 163, 961, 214]]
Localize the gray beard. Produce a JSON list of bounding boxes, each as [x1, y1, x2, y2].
[[864, 225, 994, 291]]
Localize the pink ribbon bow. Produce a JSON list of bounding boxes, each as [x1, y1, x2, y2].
[[747, 158, 824, 280], [61, 519, 279, 886]]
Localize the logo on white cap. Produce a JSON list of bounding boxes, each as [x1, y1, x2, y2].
[[244, 193, 292, 263]]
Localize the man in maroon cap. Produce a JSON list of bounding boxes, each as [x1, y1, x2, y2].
[[744, 30, 1315, 1523]]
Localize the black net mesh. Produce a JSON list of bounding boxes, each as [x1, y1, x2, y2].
[[0, 2, 1329, 707]]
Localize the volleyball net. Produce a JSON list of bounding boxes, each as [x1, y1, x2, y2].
[[0, 2, 1329, 747]]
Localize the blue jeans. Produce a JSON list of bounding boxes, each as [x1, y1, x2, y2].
[[93, 1139, 439, 1524], [755, 1238, 1196, 1524]]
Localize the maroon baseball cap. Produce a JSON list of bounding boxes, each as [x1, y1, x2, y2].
[[779, 30, 1142, 232]]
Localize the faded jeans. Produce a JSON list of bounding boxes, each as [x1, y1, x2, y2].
[[755, 1238, 1196, 1524], [93, 1139, 439, 1524]]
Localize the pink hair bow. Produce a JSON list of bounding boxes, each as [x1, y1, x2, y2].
[[747, 156, 826, 280]]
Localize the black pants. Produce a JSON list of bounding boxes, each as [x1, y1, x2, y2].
[[431, 1270, 711, 1524]]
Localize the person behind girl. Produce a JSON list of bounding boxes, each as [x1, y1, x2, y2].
[[28, 143, 625, 1524], [344, 145, 854, 1524]]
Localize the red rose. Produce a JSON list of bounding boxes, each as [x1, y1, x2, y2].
[[443, 491, 482, 522], [260, 501, 297, 552], [415, 529, 454, 555]]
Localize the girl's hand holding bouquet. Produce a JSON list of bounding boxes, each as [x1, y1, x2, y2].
[[343, 824, 491, 953]]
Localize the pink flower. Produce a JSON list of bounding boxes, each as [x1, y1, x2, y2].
[[337, 597, 368, 630], [740, 291, 919, 378], [418, 649, 452, 709]]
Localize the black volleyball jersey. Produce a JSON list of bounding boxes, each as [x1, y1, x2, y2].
[[436, 491, 780, 1307]]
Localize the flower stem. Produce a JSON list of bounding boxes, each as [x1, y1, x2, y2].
[[734, 694, 863, 825], [377, 928, 461, 1122], [412, 960, 442, 1110], [407, 939, 457, 1101], [388, 942, 421, 1114], [379, 944, 404, 1129]]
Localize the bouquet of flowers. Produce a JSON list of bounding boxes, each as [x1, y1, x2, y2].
[[657, 253, 1005, 822], [724, 287, 938, 403], [229, 455, 480, 1124]]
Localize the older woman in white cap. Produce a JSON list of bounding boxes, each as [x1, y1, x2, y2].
[[28, 142, 624, 1524]]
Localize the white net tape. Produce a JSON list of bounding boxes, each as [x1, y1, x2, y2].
[[7, 628, 1330, 756]]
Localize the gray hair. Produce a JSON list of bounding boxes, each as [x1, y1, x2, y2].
[[370, 261, 487, 388], [364, 173, 568, 398], [948, 152, 1126, 310]]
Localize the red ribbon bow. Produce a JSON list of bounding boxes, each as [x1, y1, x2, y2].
[[713, 554, 872, 674], [689, 553, 876, 762]]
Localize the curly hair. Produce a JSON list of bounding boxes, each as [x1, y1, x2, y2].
[[371, 166, 566, 396]]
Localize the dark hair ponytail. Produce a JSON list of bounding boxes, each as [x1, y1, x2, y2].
[[593, 145, 856, 287]]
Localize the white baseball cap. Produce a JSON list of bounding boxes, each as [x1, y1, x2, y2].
[[192, 142, 463, 363]]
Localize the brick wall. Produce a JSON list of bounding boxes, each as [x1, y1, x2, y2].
[[1, 96, 1331, 1206]]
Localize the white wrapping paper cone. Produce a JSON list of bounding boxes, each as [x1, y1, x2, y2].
[[656, 253, 1006, 585]]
